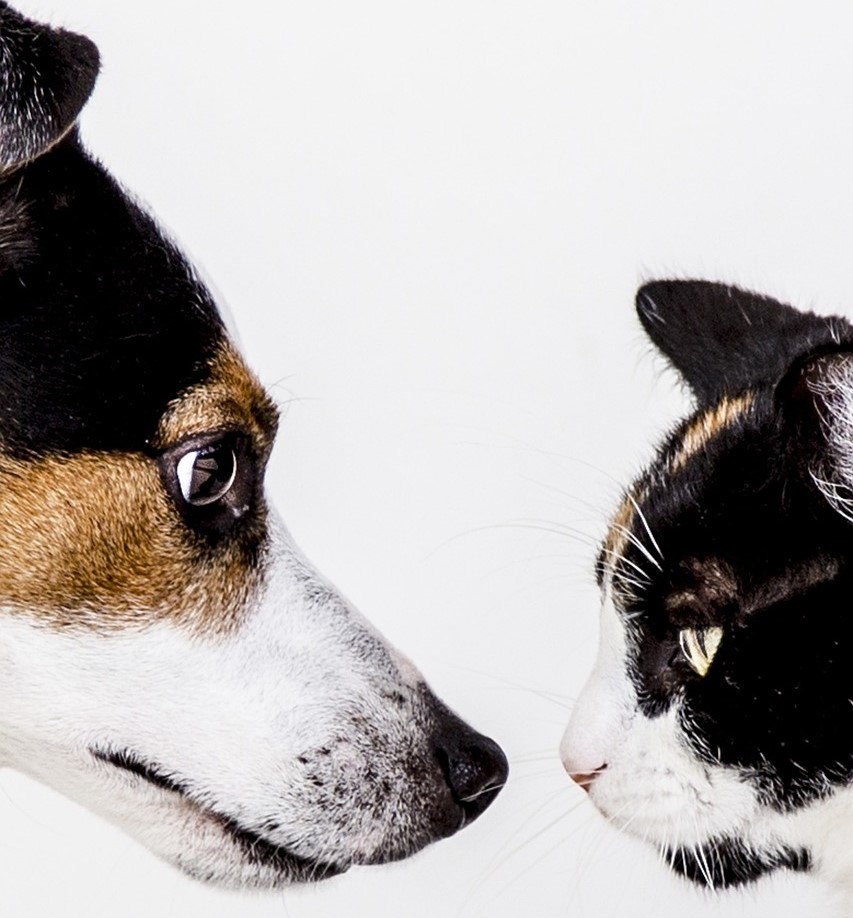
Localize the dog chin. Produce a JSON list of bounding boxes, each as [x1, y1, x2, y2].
[[91, 746, 460, 888], [160, 793, 459, 889], [148, 791, 452, 889], [121, 782, 351, 889], [177, 812, 349, 888]]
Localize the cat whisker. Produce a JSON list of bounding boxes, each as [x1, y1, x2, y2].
[[464, 789, 583, 902], [449, 663, 575, 712], [608, 521, 663, 572], [611, 800, 648, 838], [625, 491, 665, 562], [510, 768, 567, 782], [424, 519, 593, 559], [512, 750, 566, 765], [466, 812, 586, 918], [810, 472, 853, 524], [520, 477, 610, 521], [601, 546, 652, 586], [689, 823, 715, 891], [610, 573, 647, 595], [485, 519, 602, 551]]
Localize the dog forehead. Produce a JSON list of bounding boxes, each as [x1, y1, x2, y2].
[[0, 134, 230, 455], [156, 341, 279, 452]]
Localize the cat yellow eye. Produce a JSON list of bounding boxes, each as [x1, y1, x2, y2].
[[678, 626, 724, 677]]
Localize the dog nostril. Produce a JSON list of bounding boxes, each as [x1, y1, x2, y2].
[[569, 765, 607, 793], [435, 733, 509, 821]]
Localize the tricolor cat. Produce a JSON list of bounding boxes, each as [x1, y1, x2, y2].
[[0, 0, 506, 888], [561, 280, 853, 900]]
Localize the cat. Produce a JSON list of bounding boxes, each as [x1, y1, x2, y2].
[[560, 279, 853, 900]]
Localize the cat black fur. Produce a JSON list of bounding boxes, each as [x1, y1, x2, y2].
[[618, 280, 853, 887], [637, 280, 853, 404]]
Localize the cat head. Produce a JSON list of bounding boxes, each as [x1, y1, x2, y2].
[[561, 280, 853, 891]]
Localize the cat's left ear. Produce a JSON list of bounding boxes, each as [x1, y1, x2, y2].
[[636, 280, 853, 405]]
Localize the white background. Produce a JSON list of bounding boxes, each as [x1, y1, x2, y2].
[[2, 1, 850, 916]]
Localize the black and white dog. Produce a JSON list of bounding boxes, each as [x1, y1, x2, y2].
[[0, 2, 506, 888]]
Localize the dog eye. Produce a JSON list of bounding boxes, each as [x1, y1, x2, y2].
[[175, 443, 237, 506], [678, 626, 723, 677]]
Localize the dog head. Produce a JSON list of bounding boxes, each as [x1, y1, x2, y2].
[[0, 2, 507, 887]]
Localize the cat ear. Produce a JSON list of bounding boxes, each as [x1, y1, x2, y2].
[[784, 351, 853, 520], [0, 3, 100, 172], [636, 280, 853, 405]]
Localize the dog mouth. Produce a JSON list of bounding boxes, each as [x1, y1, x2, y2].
[[90, 747, 348, 883]]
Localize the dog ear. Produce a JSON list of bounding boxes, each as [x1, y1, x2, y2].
[[636, 280, 853, 405], [0, 2, 99, 172]]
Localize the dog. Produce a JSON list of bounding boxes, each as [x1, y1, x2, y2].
[[0, 1, 507, 888]]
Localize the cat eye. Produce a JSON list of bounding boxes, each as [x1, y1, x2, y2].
[[678, 626, 723, 677], [176, 443, 237, 506]]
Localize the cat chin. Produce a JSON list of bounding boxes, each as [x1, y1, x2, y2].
[[661, 785, 853, 893], [665, 837, 811, 890]]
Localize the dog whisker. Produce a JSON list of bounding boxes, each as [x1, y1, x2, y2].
[[460, 781, 507, 803]]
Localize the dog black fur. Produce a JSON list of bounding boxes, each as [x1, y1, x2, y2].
[[0, 4, 225, 457]]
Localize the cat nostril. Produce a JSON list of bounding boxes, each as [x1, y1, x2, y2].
[[434, 732, 509, 822], [569, 765, 607, 793]]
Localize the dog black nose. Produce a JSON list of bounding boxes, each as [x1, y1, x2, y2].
[[432, 709, 508, 822]]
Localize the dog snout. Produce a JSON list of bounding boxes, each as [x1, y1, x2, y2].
[[430, 704, 508, 823]]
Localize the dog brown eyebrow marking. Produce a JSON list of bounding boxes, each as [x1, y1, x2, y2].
[[155, 340, 279, 452], [669, 393, 755, 472], [0, 340, 282, 633]]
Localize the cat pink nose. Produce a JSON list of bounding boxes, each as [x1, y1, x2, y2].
[[567, 764, 607, 793], [560, 725, 609, 792]]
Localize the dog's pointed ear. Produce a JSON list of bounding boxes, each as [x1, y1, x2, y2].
[[636, 280, 853, 405], [0, 2, 99, 172]]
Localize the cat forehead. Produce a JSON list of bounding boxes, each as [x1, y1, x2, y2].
[[600, 386, 846, 613], [603, 393, 764, 566], [666, 393, 757, 472]]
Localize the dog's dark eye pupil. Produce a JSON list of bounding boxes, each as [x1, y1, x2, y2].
[[176, 445, 237, 506]]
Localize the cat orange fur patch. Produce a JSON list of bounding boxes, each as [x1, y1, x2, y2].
[[603, 492, 636, 561], [670, 394, 755, 471]]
